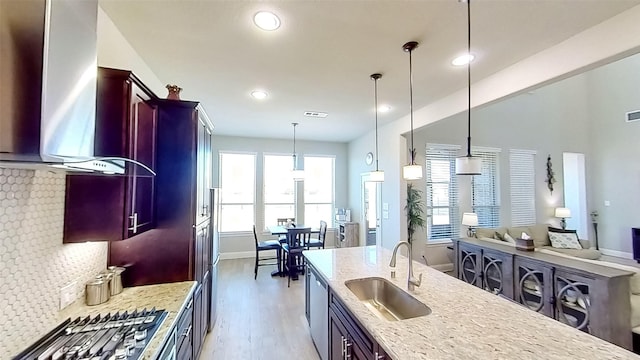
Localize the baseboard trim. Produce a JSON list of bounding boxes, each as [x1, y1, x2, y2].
[[220, 251, 255, 260], [600, 248, 634, 260], [431, 263, 454, 272]]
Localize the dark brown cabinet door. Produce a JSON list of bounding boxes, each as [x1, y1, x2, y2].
[[192, 284, 204, 360], [195, 117, 212, 225], [194, 226, 205, 283], [329, 309, 347, 360], [125, 83, 157, 237]]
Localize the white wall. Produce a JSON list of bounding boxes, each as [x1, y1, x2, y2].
[[347, 5, 640, 262], [587, 54, 640, 255], [97, 7, 164, 94], [212, 135, 348, 255]]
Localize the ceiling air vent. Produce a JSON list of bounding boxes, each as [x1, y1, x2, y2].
[[304, 111, 328, 118], [626, 110, 640, 123]]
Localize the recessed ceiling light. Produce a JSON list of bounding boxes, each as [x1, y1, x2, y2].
[[451, 53, 475, 66], [251, 90, 268, 100], [253, 11, 281, 31], [378, 105, 391, 113]]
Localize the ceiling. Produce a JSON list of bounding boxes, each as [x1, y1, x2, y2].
[[99, 0, 640, 142]]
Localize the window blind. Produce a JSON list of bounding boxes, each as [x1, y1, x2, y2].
[[510, 149, 537, 226], [425, 144, 461, 242], [471, 147, 501, 228]]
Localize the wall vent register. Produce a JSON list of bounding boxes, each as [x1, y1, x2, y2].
[[625, 110, 640, 123]]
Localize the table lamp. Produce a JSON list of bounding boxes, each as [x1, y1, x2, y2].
[[555, 207, 571, 230], [461, 212, 479, 237]]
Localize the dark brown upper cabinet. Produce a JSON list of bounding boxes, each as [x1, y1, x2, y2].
[[63, 67, 158, 243]]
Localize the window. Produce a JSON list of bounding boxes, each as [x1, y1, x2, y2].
[[425, 144, 461, 241], [510, 149, 536, 226], [472, 147, 501, 228], [304, 156, 334, 227], [263, 154, 296, 228], [219, 152, 255, 232]]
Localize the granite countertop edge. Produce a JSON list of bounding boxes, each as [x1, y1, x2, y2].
[[56, 280, 197, 360], [303, 246, 639, 360]]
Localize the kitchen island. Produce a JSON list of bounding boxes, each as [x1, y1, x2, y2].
[[303, 246, 638, 360], [56, 281, 196, 359]]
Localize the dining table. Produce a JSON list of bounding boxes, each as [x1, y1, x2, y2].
[[267, 225, 320, 277]]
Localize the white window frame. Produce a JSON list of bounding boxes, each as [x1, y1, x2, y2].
[[218, 151, 257, 234], [262, 153, 297, 231], [425, 143, 461, 243], [303, 155, 336, 227], [510, 149, 537, 226], [471, 147, 501, 228]]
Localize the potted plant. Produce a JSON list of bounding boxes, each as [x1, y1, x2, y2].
[[405, 183, 426, 244]]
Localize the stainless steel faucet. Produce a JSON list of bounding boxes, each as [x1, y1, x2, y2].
[[389, 241, 422, 291]]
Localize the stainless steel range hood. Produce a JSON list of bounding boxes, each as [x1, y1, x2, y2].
[[0, 0, 126, 174]]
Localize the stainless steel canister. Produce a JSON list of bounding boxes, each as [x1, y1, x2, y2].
[[85, 276, 110, 306], [107, 266, 125, 295]]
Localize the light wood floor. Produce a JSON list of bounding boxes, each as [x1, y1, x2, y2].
[[199, 258, 321, 360]]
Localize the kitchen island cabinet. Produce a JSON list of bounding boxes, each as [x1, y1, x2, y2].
[[304, 247, 639, 360]]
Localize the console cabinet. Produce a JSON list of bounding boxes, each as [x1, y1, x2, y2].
[[456, 241, 513, 298], [454, 238, 633, 349], [335, 221, 359, 248]]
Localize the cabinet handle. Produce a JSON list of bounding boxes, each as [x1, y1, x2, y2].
[[128, 212, 138, 233], [182, 324, 192, 338], [340, 336, 345, 357], [186, 298, 193, 309], [345, 340, 352, 359], [375, 352, 385, 360], [202, 205, 208, 217]]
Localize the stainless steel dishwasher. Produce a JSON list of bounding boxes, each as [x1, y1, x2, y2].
[[309, 264, 328, 360]]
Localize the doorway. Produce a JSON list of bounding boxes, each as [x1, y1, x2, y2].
[[563, 152, 588, 239], [361, 174, 382, 246]]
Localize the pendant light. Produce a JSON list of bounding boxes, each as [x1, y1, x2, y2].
[[291, 122, 305, 181], [402, 41, 423, 180], [455, 0, 482, 175], [369, 73, 385, 182]]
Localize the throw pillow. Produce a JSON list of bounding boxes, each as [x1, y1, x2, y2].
[[503, 233, 517, 244], [548, 228, 582, 249]]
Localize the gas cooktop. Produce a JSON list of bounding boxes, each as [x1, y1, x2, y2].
[[13, 308, 167, 360]]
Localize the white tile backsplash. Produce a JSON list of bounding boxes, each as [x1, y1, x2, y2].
[[0, 168, 108, 357]]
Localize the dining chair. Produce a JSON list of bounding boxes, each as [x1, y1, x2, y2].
[[253, 225, 281, 280], [308, 220, 327, 249], [282, 227, 312, 287]]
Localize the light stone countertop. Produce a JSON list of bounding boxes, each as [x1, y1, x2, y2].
[[57, 280, 197, 359], [303, 246, 639, 360]]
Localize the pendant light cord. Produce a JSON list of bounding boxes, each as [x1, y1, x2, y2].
[[374, 77, 380, 171], [292, 122, 298, 170], [466, 0, 472, 157], [409, 47, 415, 164]]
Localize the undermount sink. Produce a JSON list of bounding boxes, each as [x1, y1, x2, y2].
[[344, 277, 431, 321]]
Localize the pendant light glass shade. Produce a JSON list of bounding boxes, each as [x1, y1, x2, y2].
[[455, 0, 481, 176], [369, 170, 385, 182], [291, 122, 304, 181], [402, 41, 422, 180], [403, 164, 422, 180], [455, 155, 482, 175], [370, 73, 384, 182]]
